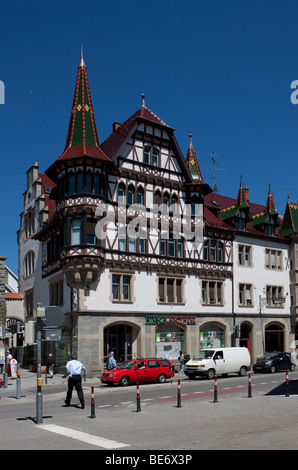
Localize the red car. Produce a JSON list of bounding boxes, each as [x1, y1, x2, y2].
[[100, 358, 175, 386]]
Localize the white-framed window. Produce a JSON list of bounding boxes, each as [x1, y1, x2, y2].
[[202, 280, 224, 305], [265, 249, 282, 270], [239, 283, 253, 306], [238, 245, 251, 266]]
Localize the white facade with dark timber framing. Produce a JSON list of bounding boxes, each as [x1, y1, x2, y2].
[[18, 53, 295, 376]]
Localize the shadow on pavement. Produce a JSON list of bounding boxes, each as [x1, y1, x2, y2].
[[265, 378, 298, 396]]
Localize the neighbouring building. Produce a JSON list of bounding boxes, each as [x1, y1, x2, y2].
[[18, 52, 297, 375]]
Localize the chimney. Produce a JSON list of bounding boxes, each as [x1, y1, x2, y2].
[[244, 188, 249, 203], [112, 122, 121, 132]]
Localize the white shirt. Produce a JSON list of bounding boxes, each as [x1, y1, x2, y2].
[[66, 359, 85, 376]]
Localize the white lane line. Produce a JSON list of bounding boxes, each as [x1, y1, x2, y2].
[[38, 424, 130, 449]]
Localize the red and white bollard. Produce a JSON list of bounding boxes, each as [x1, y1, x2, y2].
[[285, 371, 290, 397], [136, 383, 141, 412], [177, 379, 181, 408], [213, 376, 218, 403], [248, 373, 252, 398], [90, 386, 96, 418]]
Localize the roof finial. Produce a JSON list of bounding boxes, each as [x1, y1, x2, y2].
[[80, 44, 86, 67], [141, 93, 145, 108], [189, 131, 193, 148]]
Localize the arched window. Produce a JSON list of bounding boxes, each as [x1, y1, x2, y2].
[[76, 171, 83, 194], [86, 171, 92, 194], [24, 251, 35, 278], [94, 173, 100, 195], [137, 187, 144, 205], [127, 185, 135, 205], [163, 193, 170, 212], [118, 183, 126, 204], [68, 172, 75, 195]]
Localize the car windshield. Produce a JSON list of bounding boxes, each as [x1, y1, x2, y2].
[[259, 353, 278, 361], [193, 350, 215, 360], [118, 361, 137, 369]]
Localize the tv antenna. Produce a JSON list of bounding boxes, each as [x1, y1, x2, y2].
[[207, 152, 227, 192]]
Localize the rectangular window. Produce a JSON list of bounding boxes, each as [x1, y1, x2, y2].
[[71, 219, 81, 245], [266, 249, 282, 270], [266, 285, 284, 307], [49, 280, 64, 306], [239, 283, 253, 306], [158, 277, 184, 304], [202, 281, 223, 305], [112, 274, 132, 302], [238, 245, 251, 266]]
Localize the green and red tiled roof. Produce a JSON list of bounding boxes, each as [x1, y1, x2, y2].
[[46, 51, 111, 181], [221, 177, 250, 220], [280, 200, 298, 236], [185, 133, 204, 183], [251, 186, 278, 227]]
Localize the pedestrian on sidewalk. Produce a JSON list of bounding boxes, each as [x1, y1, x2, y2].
[[178, 351, 185, 374], [47, 353, 55, 378], [107, 351, 117, 370], [64, 355, 85, 409]]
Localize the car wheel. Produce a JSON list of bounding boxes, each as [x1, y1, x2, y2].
[[270, 366, 276, 374], [239, 366, 247, 377], [157, 373, 166, 384], [206, 369, 215, 380], [119, 375, 130, 386], [291, 364, 296, 372]]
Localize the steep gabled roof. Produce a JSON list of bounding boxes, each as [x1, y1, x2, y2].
[[101, 94, 173, 160], [221, 177, 250, 221], [280, 200, 298, 236], [251, 185, 278, 227], [185, 133, 204, 183]]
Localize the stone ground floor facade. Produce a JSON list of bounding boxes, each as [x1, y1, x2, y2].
[[65, 312, 295, 377]]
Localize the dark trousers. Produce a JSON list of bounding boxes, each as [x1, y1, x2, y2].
[[66, 375, 85, 406]]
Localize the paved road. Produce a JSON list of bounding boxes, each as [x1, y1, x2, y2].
[[1, 369, 298, 452]]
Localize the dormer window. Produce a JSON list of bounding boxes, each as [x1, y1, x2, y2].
[[266, 217, 275, 236], [144, 145, 159, 167], [236, 210, 246, 230]]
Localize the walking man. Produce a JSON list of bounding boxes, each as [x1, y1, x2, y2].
[[65, 355, 85, 409]]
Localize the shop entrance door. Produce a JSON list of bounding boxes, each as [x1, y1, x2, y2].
[[104, 325, 132, 363]]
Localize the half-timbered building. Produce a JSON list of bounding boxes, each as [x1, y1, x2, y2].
[[18, 53, 296, 375]]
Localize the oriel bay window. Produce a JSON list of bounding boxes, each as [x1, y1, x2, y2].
[[202, 280, 224, 305], [158, 277, 185, 304]]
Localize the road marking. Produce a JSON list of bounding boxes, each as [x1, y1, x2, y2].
[[98, 404, 112, 408], [38, 424, 130, 449]]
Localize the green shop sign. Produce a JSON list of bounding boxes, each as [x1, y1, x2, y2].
[[145, 315, 196, 325]]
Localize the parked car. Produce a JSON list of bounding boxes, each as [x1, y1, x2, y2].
[[100, 358, 175, 386], [253, 352, 296, 374], [184, 347, 251, 380]]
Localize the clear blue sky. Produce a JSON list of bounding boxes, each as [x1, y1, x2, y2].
[[1, 0, 298, 274]]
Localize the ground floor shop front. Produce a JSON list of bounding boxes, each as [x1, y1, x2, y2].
[[67, 312, 295, 377]]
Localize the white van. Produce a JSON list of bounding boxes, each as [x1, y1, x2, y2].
[[184, 347, 251, 380]]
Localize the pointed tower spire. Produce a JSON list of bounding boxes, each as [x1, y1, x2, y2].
[[80, 44, 85, 67], [45, 51, 111, 182], [185, 132, 203, 183], [63, 50, 100, 151]]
